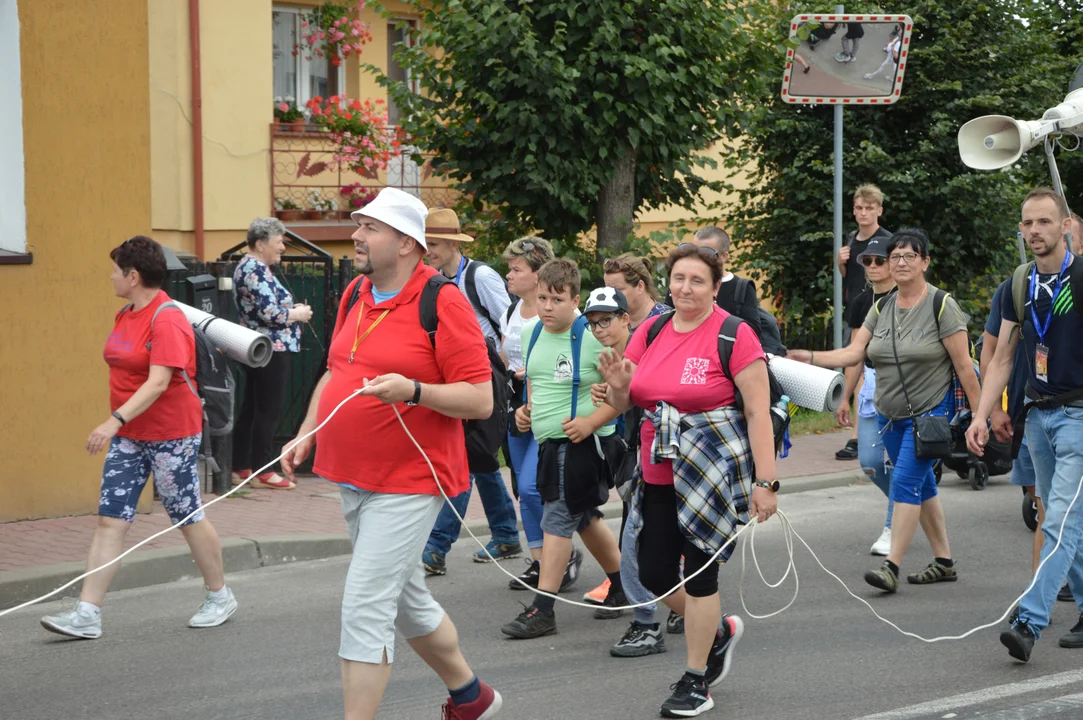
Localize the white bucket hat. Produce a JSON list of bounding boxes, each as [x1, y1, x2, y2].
[[350, 188, 429, 249]]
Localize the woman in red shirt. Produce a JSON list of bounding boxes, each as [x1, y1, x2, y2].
[[601, 243, 778, 718], [40, 236, 237, 640]]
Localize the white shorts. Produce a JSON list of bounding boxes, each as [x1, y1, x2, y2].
[[337, 486, 446, 663]]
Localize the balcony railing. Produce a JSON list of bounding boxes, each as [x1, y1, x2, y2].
[[269, 123, 459, 230]]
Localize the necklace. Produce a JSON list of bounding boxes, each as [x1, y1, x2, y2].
[[892, 282, 928, 331], [349, 302, 391, 363]]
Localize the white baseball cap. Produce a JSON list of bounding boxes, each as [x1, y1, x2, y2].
[[350, 188, 429, 249]]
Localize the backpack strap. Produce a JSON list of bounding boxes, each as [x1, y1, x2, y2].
[[521, 320, 546, 403], [645, 311, 676, 347], [345, 276, 364, 315], [1011, 261, 1036, 326], [932, 288, 947, 335], [462, 260, 502, 340], [716, 314, 744, 386], [418, 275, 454, 349], [505, 299, 519, 325], [569, 314, 589, 420], [147, 300, 199, 401]]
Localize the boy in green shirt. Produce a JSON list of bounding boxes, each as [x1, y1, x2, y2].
[[500, 259, 627, 639]]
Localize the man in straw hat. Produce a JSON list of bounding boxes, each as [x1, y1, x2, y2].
[[421, 207, 522, 575], [282, 188, 503, 719]]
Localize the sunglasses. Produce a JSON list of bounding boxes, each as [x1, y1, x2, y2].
[[861, 256, 887, 267], [519, 241, 535, 251], [603, 258, 631, 273], [676, 242, 719, 257]]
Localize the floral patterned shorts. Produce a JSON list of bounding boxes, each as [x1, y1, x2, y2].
[[99, 434, 204, 526]]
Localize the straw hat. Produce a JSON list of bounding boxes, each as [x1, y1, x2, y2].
[[425, 207, 474, 243]]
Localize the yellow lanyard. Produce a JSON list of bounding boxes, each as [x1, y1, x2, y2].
[[349, 302, 391, 363]]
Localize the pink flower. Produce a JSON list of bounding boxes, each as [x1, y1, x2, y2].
[[362, 157, 374, 167], [278, 102, 288, 112]]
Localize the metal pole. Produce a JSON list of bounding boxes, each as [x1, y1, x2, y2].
[[833, 3, 845, 350]]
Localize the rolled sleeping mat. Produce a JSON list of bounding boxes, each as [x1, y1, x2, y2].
[[768, 355, 846, 413], [172, 300, 273, 368]]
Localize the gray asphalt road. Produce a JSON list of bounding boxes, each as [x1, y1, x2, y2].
[[4, 479, 1083, 720]]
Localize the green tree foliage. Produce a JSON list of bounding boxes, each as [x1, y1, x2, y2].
[[1035, 0, 1083, 213], [724, 0, 1069, 337], [368, 0, 774, 260]]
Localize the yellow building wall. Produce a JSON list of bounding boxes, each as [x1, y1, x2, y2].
[[0, 0, 152, 522], [149, 0, 422, 258]]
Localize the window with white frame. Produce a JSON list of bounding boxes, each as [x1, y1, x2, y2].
[[0, 0, 26, 257], [273, 6, 344, 107], [386, 18, 419, 126]]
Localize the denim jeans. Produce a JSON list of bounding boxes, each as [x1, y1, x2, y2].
[[426, 470, 520, 556], [1017, 406, 1083, 637], [879, 389, 952, 506], [858, 412, 894, 528], [506, 430, 544, 549]]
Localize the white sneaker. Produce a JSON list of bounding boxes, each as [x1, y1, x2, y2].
[[870, 527, 892, 556], [188, 587, 238, 628], [41, 605, 102, 639]]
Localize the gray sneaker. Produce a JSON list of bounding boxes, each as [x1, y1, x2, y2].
[[41, 605, 102, 639], [611, 621, 667, 658], [188, 587, 238, 628]]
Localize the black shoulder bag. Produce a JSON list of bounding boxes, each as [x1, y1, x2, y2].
[[889, 295, 952, 460]]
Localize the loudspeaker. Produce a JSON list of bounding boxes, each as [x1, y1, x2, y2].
[[958, 116, 1045, 170]]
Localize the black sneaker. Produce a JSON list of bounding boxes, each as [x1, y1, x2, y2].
[[660, 674, 714, 718], [1059, 614, 1083, 648], [666, 610, 685, 635], [1059, 583, 1075, 602], [835, 438, 858, 460], [500, 604, 557, 639], [559, 548, 584, 593], [1000, 621, 1036, 662], [593, 587, 627, 620], [704, 614, 744, 687], [508, 559, 539, 591], [611, 621, 666, 658]]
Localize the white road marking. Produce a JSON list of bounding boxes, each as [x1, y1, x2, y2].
[[851, 670, 1083, 719]]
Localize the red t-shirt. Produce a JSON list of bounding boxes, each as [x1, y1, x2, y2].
[[624, 305, 765, 485], [313, 262, 491, 496], [104, 291, 203, 442]]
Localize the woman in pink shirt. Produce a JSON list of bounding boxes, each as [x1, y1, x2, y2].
[[600, 243, 778, 718]]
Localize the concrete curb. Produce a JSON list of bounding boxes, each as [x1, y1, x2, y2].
[[0, 470, 866, 611]]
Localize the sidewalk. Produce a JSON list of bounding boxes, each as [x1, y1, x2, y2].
[[0, 430, 861, 607]]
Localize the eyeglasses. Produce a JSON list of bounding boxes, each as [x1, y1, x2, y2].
[[861, 256, 887, 267], [888, 252, 921, 265], [677, 242, 718, 257], [587, 314, 621, 330]]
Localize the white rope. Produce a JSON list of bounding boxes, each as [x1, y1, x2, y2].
[[6, 387, 1080, 647]]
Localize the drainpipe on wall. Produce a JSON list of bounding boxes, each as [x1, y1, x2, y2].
[[188, 0, 205, 260]]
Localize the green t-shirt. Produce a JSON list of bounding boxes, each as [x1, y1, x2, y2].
[[863, 289, 967, 419], [523, 318, 615, 442]]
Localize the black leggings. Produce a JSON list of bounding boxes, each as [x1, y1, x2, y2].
[[638, 483, 720, 598], [232, 351, 291, 473]]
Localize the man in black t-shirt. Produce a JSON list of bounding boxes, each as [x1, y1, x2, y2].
[[834, 184, 892, 459], [968, 188, 1083, 663]]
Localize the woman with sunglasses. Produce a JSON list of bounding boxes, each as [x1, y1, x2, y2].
[[836, 238, 897, 556], [600, 243, 777, 717], [602, 253, 670, 331], [790, 229, 980, 593]]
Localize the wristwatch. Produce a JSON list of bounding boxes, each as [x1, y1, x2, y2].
[[405, 380, 422, 406], [754, 479, 780, 492]]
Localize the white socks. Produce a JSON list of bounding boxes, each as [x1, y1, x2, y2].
[[208, 586, 230, 601], [77, 601, 101, 616]]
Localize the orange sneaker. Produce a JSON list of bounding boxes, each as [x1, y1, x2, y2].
[[583, 578, 610, 605], [231, 469, 252, 486], [253, 472, 296, 490]]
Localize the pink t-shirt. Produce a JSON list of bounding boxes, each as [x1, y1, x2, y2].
[[624, 306, 766, 485]]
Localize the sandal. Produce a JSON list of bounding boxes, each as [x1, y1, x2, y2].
[[907, 560, 957, 585], [253, 472, 296, 490], [231, 469, 252, 486]]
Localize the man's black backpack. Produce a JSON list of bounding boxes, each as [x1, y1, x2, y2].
[[132, 301, 236, 472], [347, 274, 509, 473], [645, 311, 789, 455], [461, 258, 508, 341]]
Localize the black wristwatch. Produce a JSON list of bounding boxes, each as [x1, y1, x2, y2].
[[111, 411, 127, 426], [405, 380, 422, 406], [754, 479, 780, 492]]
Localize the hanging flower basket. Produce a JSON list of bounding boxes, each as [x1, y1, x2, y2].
[[295, 1, 373, 68]]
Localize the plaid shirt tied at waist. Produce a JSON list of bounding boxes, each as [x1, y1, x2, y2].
[[625, 402, 754, 563]]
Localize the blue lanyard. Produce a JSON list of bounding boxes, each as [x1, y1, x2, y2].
[[1028, 252, 1071, 344], [453, 256, 467, 286]]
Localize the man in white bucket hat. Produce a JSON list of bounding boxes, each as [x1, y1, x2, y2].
[[282, 187, 503, 719]]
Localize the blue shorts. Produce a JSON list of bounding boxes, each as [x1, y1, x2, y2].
[[879, 390, 952, 506], [1010, 435, 1036, 488], [99, 434, 205, 526]]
